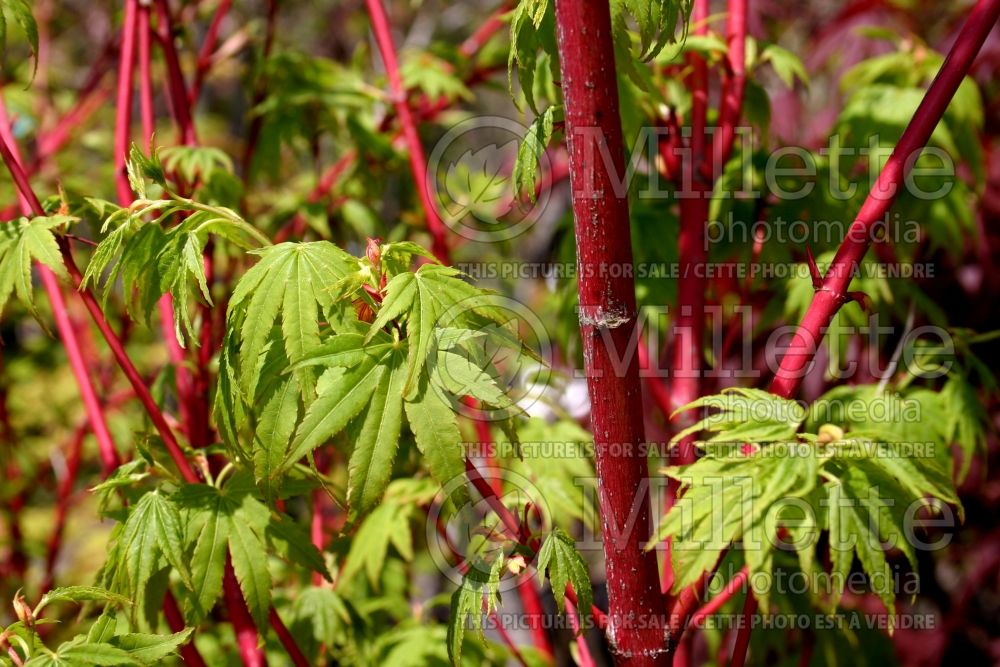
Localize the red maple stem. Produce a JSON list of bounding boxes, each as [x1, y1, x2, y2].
[[688, 0, 709, 163], [688, 566, 748, 627], [724, 4, 1000, 664], [137, 4, 156, 144], [516, 576, 554, 658], [153, 0, 197, 145], [671, 193, 709, 464], [638, 340, 672, 419], [114, 0, 140, 204], [163, 592, 209, 667], [269, 608, 311, 667], [729, 592, 757, 667], [189, 0, 233, 105], [670, 0, 715, 468], [490, 610, 532, 667], [458, 1, 513, 57], [710, 0, 748, 176], [465, 454, 526, 542], [769, 0, 1000, 400], [364, 0, 450, 261], [552, 0, 667, 662], [222, 559, 264, 667], [465, 457, 609, 629], [566, 599, 597, 667]]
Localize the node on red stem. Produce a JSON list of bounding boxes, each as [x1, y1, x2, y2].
[[552, 0, 669, 662]]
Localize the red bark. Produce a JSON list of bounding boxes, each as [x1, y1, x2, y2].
[[552, 0, 669, 663]]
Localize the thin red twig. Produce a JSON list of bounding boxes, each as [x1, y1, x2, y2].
[[0, 103, 121, 475], [189, 0, 233, 104], [364, 0, 450, 261], [728, 6, 1000, 663]]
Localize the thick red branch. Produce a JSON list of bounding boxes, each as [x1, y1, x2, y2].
[[553, 0, 668, 663]]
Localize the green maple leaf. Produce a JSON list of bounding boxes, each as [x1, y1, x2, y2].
[[671, 387, 807, 446], [227, 241, 358, 398], [283, 332, 397, 494], [447, 556, 505, 667], [108, 492, 193, 623], [536, 529, 593, 631], [365, 263, 511, 396], [0, 215, 72, 322], [83, 195, 265, 345]]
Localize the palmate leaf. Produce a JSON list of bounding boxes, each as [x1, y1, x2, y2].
[[83, 200, 264, 345], [654, 446, 819, 596], [671, 387, 807, 446], [759, 43, 810, 88], [334, 480, 436, 591], [283, 333, 394, 483], [109, 492, 192, 621], [400, 50, 473, 103], [614, 0, 691, 62], [0, 215, 72, 321], [24, 637, 138, 667], [366, 263, 512, 396], [288, 332, 477, 515], [504, 417, 598, 534], [293, 587, 357, 648], [227, 241, 357, 398], [108, 630, 194, 666], [536, 529, 593, 628], [172, 479, 329, 629], [447, 557, 505, 667], [338, 500, 416, 589], [159, 146, 234, 185], [655, 393, 963, 618], [285, 334, 410, 518], [819, 434, 963, 624], [942, 373, 991, 482]]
